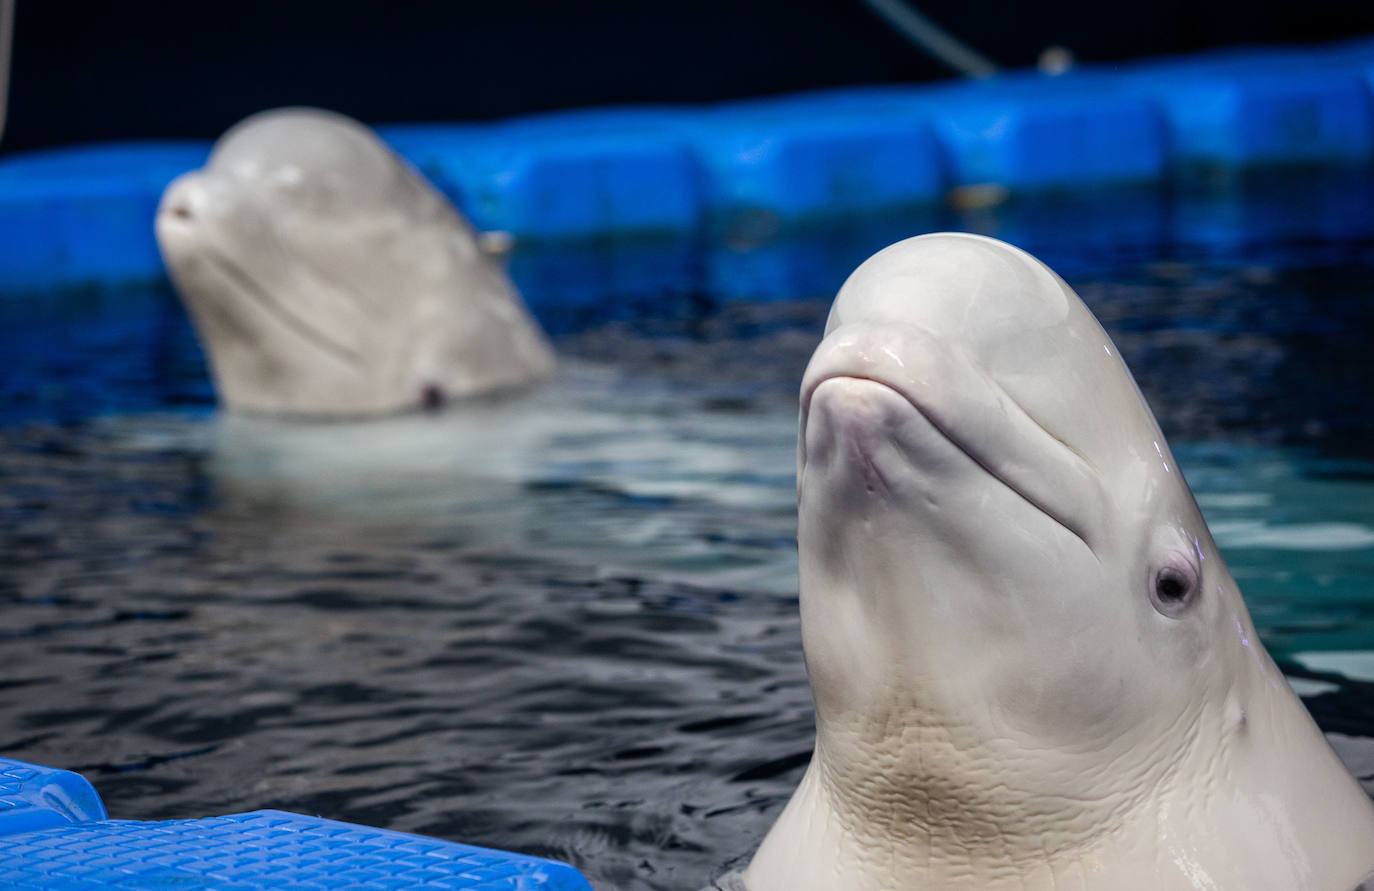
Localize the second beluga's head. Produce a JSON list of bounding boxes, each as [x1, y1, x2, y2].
[[156, 107, 554, 417]]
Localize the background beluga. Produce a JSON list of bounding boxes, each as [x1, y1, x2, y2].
[[734, 233, 1374, 891], [156, 107, 554, 417]]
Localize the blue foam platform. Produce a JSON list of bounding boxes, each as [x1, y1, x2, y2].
[[0, 758, 108, 836], [0, 37, 1372, 297], [0, 759, 592, 891]]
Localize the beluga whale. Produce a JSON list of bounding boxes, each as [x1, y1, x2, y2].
[[731, 233, 1374, 891], [156, 107, 554, 417]]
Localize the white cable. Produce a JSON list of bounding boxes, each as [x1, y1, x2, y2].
[[861, 0, 998, 79]]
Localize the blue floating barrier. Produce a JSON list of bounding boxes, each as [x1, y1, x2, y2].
[[0, 758, 593, 891], [0, 37, 1372, 299], [0, 142, 210, 190], [740, 77, 1169, 192], [402, 108, 703, 239], [919, 76, 1170, 190], [1118, 51, 1374, 169], [1230, 74, 1374, 166], [687, 98, 945, 226], [0, 142, 209, 294]]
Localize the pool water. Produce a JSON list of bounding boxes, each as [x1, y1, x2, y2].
[[2, 177, 1374, 889]]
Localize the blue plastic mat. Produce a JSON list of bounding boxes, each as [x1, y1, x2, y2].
[[0, 758, 108, 836], [0, 758, 592, 890], [0, 36, 1372, 296]]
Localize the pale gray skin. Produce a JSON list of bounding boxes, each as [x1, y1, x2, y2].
[[741, 233, 1374, 890], [156, 108, 554, 417]]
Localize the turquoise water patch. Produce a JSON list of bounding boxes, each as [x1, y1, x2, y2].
[[1183, 446, 1374, 658], [1293, 653, 1374, 684]]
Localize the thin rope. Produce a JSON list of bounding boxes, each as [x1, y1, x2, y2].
[[860, 0, 998, 79]]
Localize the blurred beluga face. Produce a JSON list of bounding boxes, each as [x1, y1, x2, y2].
[[796, 233, 1246, 817], [156, 107, 553, 417]]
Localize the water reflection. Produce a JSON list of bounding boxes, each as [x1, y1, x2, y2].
[[204, 358, 800, 596]]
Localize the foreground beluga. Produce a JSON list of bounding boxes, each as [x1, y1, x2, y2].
[[156, 108, 554, 417], [734, 233, 1374, 891]]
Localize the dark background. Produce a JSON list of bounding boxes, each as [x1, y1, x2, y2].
[[6, 0, 1374, 154]]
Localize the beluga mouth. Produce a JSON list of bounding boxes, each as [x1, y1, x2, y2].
[[798, 315, 1105, 553]]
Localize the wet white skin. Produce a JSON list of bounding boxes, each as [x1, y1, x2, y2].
[[155, 107, 554, 417], [741, 233, 1374, 890]]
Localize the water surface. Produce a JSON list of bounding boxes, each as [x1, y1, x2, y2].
[[2, 178, 1374, 889]]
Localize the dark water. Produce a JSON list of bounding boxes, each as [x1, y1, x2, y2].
[[3, 176, 1374, 889]]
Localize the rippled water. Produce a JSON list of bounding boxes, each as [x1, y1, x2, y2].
[[3, 179, 1374, 889]]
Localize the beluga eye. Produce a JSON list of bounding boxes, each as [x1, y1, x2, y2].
[[1150, 561, 1199, 617]]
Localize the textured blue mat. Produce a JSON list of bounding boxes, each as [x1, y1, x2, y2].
[[0, 36, 1372, 296], [0, 758, 108, 836], [0, 759, 592, 890]]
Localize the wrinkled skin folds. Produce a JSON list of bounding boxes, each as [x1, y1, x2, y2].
[[740, 233, 1374, 891]]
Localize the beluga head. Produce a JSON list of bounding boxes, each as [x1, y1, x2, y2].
[[156, 107, 554, 417], [738, 233, 1374, 891]]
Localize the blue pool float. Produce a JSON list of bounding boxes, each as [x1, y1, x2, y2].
[[0, 757, 593, 890], [1, 37, 1373, 296]]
